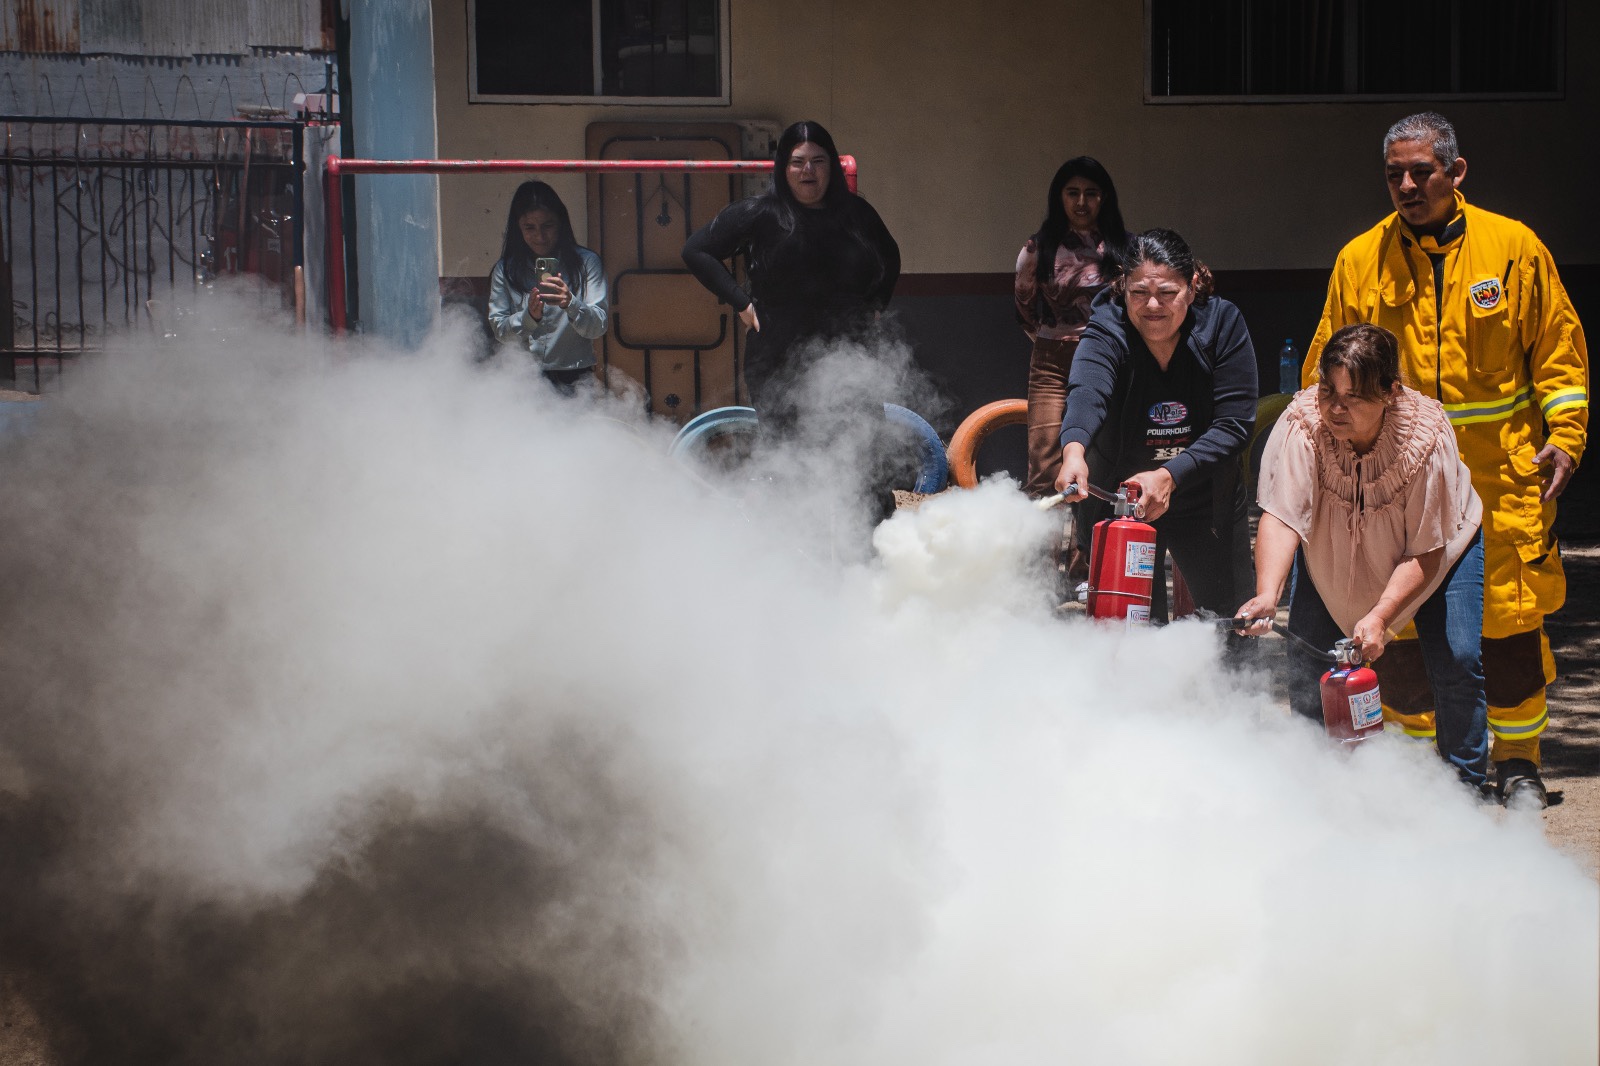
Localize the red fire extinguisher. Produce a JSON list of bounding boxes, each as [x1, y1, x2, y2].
[[1080, 481, 1158, 624], [1320, 638, 1384, 745]]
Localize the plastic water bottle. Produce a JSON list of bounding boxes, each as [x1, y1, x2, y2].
[[1277, 338, 1301, 394]]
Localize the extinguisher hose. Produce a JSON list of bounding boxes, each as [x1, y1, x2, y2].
[[1207, 615, 1338, 662], [1269, 621, 1338, 663]]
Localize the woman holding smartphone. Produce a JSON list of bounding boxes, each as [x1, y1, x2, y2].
[[487, 180, 608, 391], [681, 120, 900, 424]]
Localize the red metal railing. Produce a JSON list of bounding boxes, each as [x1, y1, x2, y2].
[[323, 155, 859, 333]]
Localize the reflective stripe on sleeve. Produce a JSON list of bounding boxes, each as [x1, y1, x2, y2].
[[1443, 387, 1534, 426], [1540, 387, 1589, 418]]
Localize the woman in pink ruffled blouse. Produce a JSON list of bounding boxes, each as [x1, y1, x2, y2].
[[1237, 324, 1489, 788]]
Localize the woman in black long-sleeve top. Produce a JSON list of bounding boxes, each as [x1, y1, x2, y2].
[[1057, 229, 1258, 621], [682, 120, 900, 424]]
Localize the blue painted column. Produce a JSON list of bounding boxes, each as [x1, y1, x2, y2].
[[348, 0, 439, 347]]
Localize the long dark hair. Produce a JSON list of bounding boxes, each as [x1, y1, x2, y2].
[[769, 120, 852, 230], [497, 180, 586, 295], [1030, 156, 1127, 319], [1112, 228, 1215, 305]]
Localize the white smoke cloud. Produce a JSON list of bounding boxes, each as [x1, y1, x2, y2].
[[0, 290, 1592, 1064]]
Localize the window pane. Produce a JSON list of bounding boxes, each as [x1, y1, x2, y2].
[[475, 0, 594, 97], [1356, 0, 1451, 94], [1151, 0, 1560, 98], [1151, 0, 1345, 96], [1458, 0, 1559, 93], [599, 0, 721, 98], [1150, 0, 1246, 96], [1243, 0, 1343, 95]]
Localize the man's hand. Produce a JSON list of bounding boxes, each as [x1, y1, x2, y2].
[[1535, 443, 1576, 501], [739, 304, 761, 332], [1122, 468, 1176, 521]]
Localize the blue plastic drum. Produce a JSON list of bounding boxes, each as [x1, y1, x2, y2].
[[666, 405, 759, 462], [0, 392, 42, 439], [882, 403, 949, 494]]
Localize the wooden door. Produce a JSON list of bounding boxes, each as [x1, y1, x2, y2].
[[585, 122, 747, 422]]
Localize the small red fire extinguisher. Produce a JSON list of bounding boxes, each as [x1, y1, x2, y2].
[[1320, 638, 1384, 745], [1083, 482, 1158, 624]]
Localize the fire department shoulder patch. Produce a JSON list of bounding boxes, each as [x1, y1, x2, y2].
[[1469, 276, 1503, 310]]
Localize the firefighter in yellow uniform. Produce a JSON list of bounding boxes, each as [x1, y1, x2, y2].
[[1305, 113, 1588, 809]]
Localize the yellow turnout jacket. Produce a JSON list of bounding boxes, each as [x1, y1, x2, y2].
[[1304, 193, 1589, 636]]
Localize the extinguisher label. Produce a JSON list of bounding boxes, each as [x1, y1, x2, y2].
[[1124, 541, 1156, 579], [1125, 605, 1150, 626], [1348, 688, 1383, 731]]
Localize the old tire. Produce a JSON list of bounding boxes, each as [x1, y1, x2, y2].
[[946, 398, 1028, 489]]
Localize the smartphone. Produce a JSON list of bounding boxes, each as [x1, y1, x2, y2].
[[534, 257, 560, 285]]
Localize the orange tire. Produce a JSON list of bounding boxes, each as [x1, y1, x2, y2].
[[946, 398, 1029, 489]]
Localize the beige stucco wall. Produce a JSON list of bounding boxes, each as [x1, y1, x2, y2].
[[430, 0, 1599, 278]]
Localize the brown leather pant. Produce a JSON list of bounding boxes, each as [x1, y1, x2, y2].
[[1024, 336, 1078, 498]]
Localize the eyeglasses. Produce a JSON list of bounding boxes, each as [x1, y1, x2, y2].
[[787, 157, 829, 172]]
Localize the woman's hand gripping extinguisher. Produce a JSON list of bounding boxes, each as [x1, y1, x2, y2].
[[1048, 480, 1158, 624], [1246, 622, 1385, 746]]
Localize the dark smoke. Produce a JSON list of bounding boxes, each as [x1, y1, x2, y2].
[[0, 318, 682, 1064], [0, 728, 674, 1064]]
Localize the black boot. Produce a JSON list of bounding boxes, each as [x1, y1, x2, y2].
[[1496, 758, 1549, 811]]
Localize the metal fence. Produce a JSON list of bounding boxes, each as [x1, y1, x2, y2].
[[1, 115, 307, 389]]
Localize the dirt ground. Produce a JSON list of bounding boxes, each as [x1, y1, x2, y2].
[[1533, 543, 1600, 873]]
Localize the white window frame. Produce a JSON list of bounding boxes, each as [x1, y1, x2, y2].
[[467, 0, 732, 105], [1142, 0, 1565, 105]]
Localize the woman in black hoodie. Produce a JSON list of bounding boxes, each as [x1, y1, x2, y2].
[[1057, 229, 1258, 621], [681, 120, 900, 425]]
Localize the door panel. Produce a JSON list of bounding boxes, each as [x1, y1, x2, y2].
[[612, 272, 727, 348], [586, 123, 745, 421]]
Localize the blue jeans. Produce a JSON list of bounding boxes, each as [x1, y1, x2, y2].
[[1286, 531, 1489, 787]]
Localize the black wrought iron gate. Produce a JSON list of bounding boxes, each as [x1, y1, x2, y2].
[[0, 115, 307, 388]]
